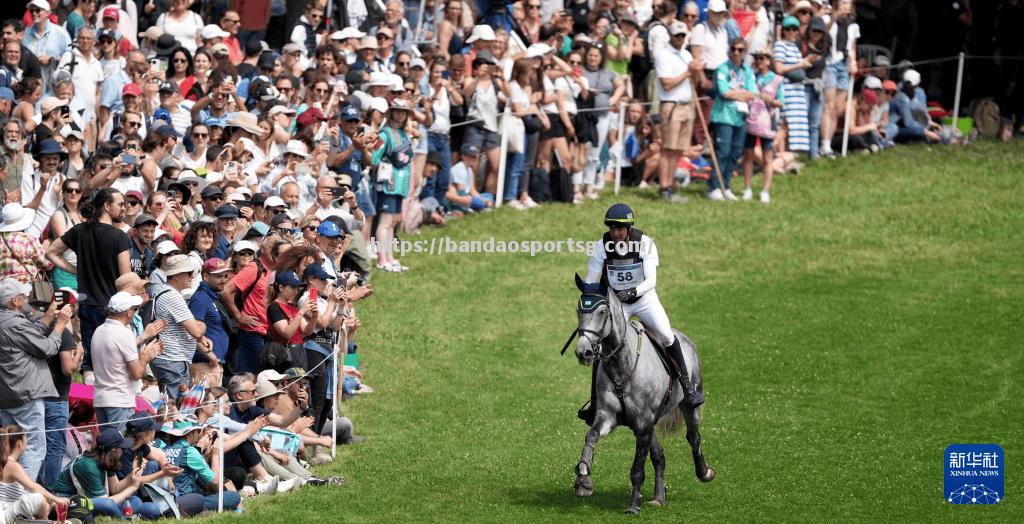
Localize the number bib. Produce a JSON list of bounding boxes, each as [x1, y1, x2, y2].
[[606, 262, 645, 291]]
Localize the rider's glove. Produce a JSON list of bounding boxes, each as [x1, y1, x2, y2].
[[616, 288, 637, 302]]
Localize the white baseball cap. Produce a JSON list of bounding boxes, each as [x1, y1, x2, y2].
[[466, 25, 496, 44], [202, 24, 230, 40], [108, 292, 144, 313]]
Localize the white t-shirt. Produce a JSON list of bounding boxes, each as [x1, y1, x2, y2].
[[157, 10, 204, 54], [450, 162, 473, 193], [92, 318, 141, 408], [58, 49, 104, 118], [691, 22, 729, 70], [826, 18, 860, 64], [654, 46, 694, 103], [543, 75, 585, 115]]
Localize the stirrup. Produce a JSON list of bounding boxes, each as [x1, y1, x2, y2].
[[577, 401, 595, 425]]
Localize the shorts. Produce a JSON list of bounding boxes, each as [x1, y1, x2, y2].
[[744, 134, 774, 151], [540, 114, 568, 140], [356, 179, 376, 217], [659, 101, 695, 151], [375, 191, 403, 214], [5, 492, 44, 520], [463, 125, 500, 151], [825, 60, 850, 90]]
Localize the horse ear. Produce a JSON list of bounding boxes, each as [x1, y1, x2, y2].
[[575, 273, 585, 292]]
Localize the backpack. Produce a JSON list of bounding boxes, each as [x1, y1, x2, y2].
[[234, 259, 265, 312], [66, 494, 95, 523], [972, 98, 1000, 138], [139, 289, 173, 329], [528, 167, 552, 203]]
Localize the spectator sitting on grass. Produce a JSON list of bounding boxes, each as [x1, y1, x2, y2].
[[445, 143, 493, 215], [0, 424, 70, 522]]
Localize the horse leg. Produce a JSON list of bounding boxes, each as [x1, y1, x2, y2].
[[683, 405, 715, 482], [575, 417, 614, 497], [647, 433, 667, 506], [625, 430, 652, 514]]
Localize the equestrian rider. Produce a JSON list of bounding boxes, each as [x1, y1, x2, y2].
[[578, 203, 704, 425]]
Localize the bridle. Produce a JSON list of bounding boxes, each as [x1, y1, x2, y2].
[[563, 293, 625, 361]]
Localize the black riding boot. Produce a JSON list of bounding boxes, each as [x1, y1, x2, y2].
[[666, 337, 704, 407], [577, 364, 599, 425]]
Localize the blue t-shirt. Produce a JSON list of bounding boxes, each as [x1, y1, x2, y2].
[[210, 235, 231, 260], [129, 241, 153, 279], [188, 282, 228, 361]]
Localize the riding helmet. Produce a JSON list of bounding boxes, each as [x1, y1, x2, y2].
[[604, 203, 635, 227]]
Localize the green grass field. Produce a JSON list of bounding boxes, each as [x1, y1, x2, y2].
[[204, 142, 1023, 522]]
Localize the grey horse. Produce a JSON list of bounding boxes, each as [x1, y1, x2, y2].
[[572, 274, 714, 514]]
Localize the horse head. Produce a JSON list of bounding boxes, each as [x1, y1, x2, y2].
[[574, 273, 624, 366]]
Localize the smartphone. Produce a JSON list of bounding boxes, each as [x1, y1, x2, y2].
[[295, 162, 311, 176], [226, 160, 239, 177], [328, 186, 346, 197], [53, 290, 67, 307], [60, 105, 70, 118], [150, 58, 161, 71], [121, 154, 137, 165], [442, 70, 449, 80], [309, 287, 318, 303]]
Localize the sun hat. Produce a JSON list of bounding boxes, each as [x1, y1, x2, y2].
[[225, 112, 266, 136], [0, 203, 35, 232], [153, 34, 181, 56], [163, 254, 194, 276], [358, 36, 378, 50], [40, 97, 68, 115], [115, 272, 148, 295], [284, 140, 310, 158]]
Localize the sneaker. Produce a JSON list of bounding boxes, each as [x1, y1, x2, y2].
[[660, 188, 688, 204], [742, 187, 753, 201], [277, 477, 299, 493], [327, 476, 348, 486], [505, 199, 525, 210], [722, 190, 739, 202], [706, 189, 725, 201], [760, 190, 770, 204], [354, 384, 375, 394], [240, 485, 256, 498], [254, 475, 278, 494], [306, 476, 329, 487], [637, 181, 649, 189], [523, 197, 539, 208], [572, 192, 584, 205], [586, 190, 599, 200], [388, 262, 409, 272]]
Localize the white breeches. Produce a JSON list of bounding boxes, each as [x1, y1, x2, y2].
[[621, 291, 675, 347]]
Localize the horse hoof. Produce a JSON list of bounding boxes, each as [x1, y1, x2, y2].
[[648, 499, 666, 507], [700, 467, 716, 483], [574, 485, 594, 497], [625, 507, 641, 515]]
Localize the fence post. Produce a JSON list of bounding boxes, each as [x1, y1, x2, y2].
[[495, 105, 511, 207], [614, 101, 626, 195], [332, 328, 346, 458], [952, 52, 965, 134], [217, 399, 224, 513], [840, 79, 855, 157], [414, 0, 428, 43]]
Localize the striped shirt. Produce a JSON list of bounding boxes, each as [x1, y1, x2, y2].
[[773, 40, 810, 152], [149, 283, 198, 362]]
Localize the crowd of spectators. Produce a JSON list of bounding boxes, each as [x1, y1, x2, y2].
[[0, 0, 1011, 520]]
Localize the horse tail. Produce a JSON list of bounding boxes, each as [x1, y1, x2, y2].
[[656, 406, 686, 436]]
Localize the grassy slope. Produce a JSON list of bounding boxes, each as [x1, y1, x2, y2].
[[203, 142, 1023, 522]]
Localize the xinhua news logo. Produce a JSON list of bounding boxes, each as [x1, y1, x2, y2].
[[945, 444, 1003, 504]]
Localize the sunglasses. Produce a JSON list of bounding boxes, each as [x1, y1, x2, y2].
[[271, 208, 288, 215], [885, 90, 897, 95], [64, 187, 82, 194], [397, 61, 410, 67], [378, 34, 392, 41], [223, 18, 240, 23], [305, 225, 319, 231], [276, 227, 299, 235], [183, 181, 200, 187], [731, 47, 747, 53], [235, 250, 255, 257], [127, 200, 142, 207], [683, 14, 699, 19], [568, 60, 581, 65], [205, 195, 225, 201], [124, 121, 141, 126], [192, 132, 208, 138], [528, 4, 541, 8], [28, 8, 42, 14], [173, 58, 187, 63]]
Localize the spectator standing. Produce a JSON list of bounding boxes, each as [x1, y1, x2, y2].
[[148, 254, 210, 398], [46, 188, 133, 380], [188, 258, 231, 385], [128, 213, 158, 280], [56, 25, 103, 120], [232, 0, 272, 48], [708, 37, 755, 201], [0, 278, 74, 481], [157, 0, 205, 55], [0, 203, 51, 285], [370, 100, 415, 273], [22, 0, 71, 93], [38, 293, 83, 487], [654, 22, 700, 203], [820, 0, 859, 157], [741, 47, 785, 204], [579, 44, 624, 202], [92, 291, 162, 432], [772, 15, 812, 154], [801, 16, 829, 159], [221, 239, 283, 374]]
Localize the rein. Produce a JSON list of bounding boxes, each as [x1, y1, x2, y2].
[[566, 294, 645, 400]]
